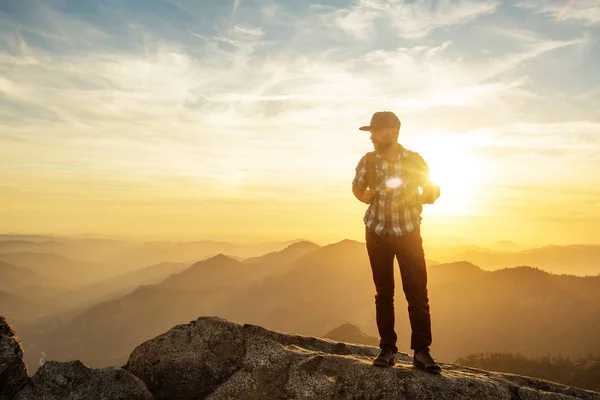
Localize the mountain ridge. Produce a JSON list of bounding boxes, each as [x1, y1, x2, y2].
[[18, 255, 600, 374]]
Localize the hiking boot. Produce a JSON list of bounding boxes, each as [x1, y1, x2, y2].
[[413, 348, 442, 374], [373, 348, 395, 367]]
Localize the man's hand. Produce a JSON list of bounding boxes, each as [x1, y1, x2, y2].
[[362, 188, 375, 204], [419, 183, 440, 204], [352, 185, 376, 204]]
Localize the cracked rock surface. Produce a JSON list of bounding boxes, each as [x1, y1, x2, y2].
[[124, 316, 600, 400], [0, 316, 28, 400], [3, 314, 599, 400], [13, 360, 153, 400]]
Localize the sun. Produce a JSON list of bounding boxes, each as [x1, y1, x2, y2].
[[413, 133, 489, 215]]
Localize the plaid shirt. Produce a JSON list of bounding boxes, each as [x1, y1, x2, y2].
[[352, 145, 429, 236]]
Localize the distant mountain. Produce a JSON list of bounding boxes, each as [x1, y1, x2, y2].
[[427, 261, 485, 285], [160, 242, 320, 291], [427, 245, 493, 259], [15, 241, 600, 375], [48, 237, 133, 263], [0, 252, 88, 276], [5, 241, 317, 333], [18, 240, 371, 370], [0, 237, 134, 265], [1, 257, 136, 321], [19, 249, 318, 369], [0, 252, 121, 287], [56, 233, 124, 239], [102, 240, 307, 269], [432, 266, 600, 361], [323, 323, 379, 347], [243, 240, 320, 265], [0, 290, 37, 322], [160, 254, 249, 290], [430, 244, 600, 276], [0, 240, 69, 254], [20, 284, 233, 369], [0, 234, 54, 242], [0, 261, 61, 304], [0, 234, 310, 265], [0, 261, 39, 290], [490, 240, 523, 251], [40, 261, 191, 318]]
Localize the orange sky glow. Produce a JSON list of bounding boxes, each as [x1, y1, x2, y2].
[[1, 0, 599, 248]]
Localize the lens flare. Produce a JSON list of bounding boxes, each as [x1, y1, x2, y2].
[[386, 177, 402, 189]]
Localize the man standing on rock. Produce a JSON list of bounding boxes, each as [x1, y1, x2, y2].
[[352, 111, 442, 374]]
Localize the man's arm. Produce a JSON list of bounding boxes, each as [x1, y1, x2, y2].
[[412, 153, 440, 205], [352, 155, 374, 204], [353, 185, 374, 204]]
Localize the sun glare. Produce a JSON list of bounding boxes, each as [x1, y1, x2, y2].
[[386, 177, 403, 189], [415, 133, 489, 215]]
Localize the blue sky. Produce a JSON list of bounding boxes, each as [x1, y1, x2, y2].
[[0, 0, 599, 245]]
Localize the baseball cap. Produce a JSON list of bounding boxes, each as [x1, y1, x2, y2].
[[359, 111, 401, 131]]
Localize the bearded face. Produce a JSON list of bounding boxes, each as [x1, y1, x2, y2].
[[370, 127, 399, 153]]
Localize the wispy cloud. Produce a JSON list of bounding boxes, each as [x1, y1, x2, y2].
[[517, 0, 600, 24], [328, 0, 499, 39], [0, 0, 599, 242], [0, 2, 591, 177]]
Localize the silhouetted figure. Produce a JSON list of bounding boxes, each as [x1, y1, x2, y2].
[[352, 111, 442, 374]]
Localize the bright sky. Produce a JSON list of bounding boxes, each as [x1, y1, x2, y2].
[[1, 0, 599, 247]]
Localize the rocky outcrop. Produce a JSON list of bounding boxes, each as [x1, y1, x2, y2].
[[13, 361, 152, 400], [0, 317, 28, 400], [124, 316, 600, 400], [3, 314, 600, 400], [0, 317, 152, 400]]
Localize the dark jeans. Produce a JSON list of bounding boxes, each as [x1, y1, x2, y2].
[[365, 226, 432, 354]]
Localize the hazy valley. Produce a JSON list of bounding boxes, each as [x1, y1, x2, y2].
[[1, 234, 599, 382]]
